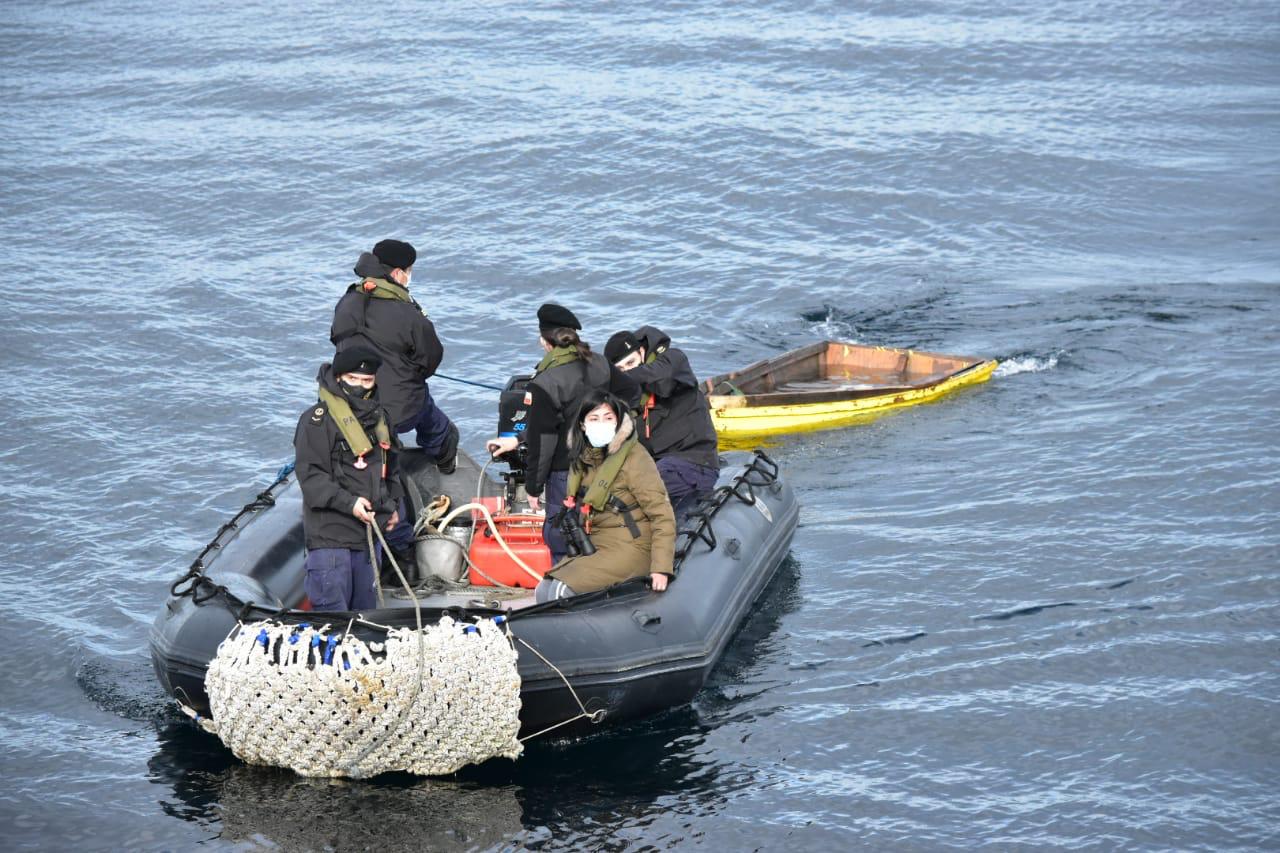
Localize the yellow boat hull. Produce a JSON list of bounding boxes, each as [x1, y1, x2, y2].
[[705, 343, 998, 445]]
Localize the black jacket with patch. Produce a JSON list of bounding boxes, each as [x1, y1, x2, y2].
[[523, 352, 641, 497], [293, 364, 404, 551], [625, 326, 720, 470]]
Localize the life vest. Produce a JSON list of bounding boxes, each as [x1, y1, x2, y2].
[[316, 385, 392, 477], [331, 276, 420, 348], [565, 432, 642, 538], [535, 345, 580, 374], [638, 347, 661, 439]]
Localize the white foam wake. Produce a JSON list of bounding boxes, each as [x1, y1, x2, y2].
[[995, 354, 1060, 377], [809, 307, 859, 340]]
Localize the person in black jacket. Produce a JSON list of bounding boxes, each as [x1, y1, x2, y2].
[[605, 326, 720, 516], [486, 303, 640, 562], [293, 347, 403, 611], [330, 239, 459, 475]]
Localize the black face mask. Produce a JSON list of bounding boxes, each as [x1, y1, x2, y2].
[[341, 381, 373, 399]]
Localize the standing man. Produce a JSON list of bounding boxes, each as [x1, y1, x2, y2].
[[605, 326, 720, 517], [294, 347, 402, 611], [331, 239, 459, 475]]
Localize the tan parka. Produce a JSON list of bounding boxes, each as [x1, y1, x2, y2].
[[549, 414, 677, 593]]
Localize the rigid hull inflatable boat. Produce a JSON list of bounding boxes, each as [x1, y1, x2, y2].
[[151, 449, 797, 742], [705, 340, 997, 443]]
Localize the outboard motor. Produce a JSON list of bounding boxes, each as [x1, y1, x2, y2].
[[495, 374, 533, 469], [495, 374, 535, 506]]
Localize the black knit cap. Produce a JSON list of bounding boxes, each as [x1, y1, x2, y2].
[[333, 346, 382, 377], [537, 303, 581, 332], [605, 330, 641, 364], [371, 239, 416, 270]]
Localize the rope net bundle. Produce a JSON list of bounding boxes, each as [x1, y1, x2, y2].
[[194, 616, 522, 778]]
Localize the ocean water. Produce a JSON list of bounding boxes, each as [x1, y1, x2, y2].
[[1, 0, 1277, 849]]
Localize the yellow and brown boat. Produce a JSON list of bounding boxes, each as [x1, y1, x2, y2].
[[703, 341, 998, 443]]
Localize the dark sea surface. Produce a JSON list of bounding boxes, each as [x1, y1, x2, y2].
[[1, 0, 1278, 849]]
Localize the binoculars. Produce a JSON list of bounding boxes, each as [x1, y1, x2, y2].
[[557, 507, 596, 557]]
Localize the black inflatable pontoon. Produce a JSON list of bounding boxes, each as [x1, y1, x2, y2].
[[150, 449, 798, 739]]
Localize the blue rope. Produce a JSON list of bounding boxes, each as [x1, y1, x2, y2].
[[434, 372, 504, 392]]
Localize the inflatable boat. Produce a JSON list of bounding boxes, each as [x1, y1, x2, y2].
[[150, 447, 798, 742], [705, 341, 997, 444]]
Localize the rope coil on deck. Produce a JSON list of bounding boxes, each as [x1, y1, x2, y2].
[[189, 615, 523, 778]]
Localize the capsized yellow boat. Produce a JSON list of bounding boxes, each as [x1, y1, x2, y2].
[[703, 341, 997, 443]]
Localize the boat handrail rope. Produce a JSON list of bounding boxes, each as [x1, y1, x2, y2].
[[672, 449, 779, 571], [167, 466, 295, 603]]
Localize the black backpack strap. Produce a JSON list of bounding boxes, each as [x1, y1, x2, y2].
[[607, 495, 642, 539]]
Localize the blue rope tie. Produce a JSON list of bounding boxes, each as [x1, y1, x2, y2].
[[435, 372, 504, 392]]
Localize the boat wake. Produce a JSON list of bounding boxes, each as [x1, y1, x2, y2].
[[995, 353, 1060, 377], [803, 305, 860, 341], [76, 654, 174, 724]]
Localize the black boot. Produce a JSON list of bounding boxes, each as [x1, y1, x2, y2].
[[435, 422, 459, 475]]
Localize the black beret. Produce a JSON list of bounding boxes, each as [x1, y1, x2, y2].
[[372, 239, 416, 270], [537, 303, 581, 332], [605, 331, 641, 364], [333, 346, 382, 377]]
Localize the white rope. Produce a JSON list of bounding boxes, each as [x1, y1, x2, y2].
[[341, 520, 423, 773], [472, 455, 494, 553], [514, 635, 605, 742], [436, 502, 546, 584], [367, 523, 385, 609]]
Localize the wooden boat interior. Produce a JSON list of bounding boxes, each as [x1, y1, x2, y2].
[[706, 341, 984, 404]]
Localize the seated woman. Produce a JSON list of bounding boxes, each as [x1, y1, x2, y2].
[[535, 390, 677, 602]]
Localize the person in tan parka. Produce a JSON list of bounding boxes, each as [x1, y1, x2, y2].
[[534, 390, 677, 602]]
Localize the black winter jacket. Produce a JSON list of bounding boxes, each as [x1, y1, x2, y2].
[[293, 364, 404, 551], [626, 326, 720, 470], [330, 253, 444, 427], [523, 352, 641, 497]]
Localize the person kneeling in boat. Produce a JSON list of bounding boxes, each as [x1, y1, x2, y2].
[[535, 390, 676, 602], [293, 347, 403, 611], [605, 327, 720, 518]]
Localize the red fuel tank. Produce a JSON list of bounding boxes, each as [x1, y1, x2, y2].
[[468, 513, 551, 588]]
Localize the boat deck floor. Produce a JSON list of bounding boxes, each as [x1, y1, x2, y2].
[[379, 583, 539, 612], [774, 370, 950, 394]]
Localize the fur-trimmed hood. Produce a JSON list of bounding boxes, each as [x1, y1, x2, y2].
[[569, 410, 636, 459]]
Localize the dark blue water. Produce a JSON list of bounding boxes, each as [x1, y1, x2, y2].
[[2, 1, 1277, 849]]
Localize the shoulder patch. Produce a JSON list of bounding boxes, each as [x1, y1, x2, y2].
[[523, 391, 533, 405], [310, 405, 325, 423]]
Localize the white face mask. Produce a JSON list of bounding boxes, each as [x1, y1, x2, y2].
[[584, 421, 617, 448]]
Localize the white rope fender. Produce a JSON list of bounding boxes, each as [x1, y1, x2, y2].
[[192, 615, 523, 778]]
